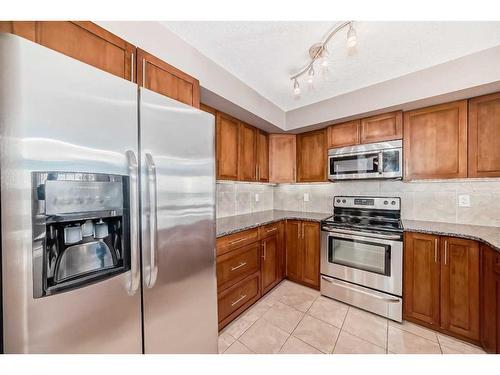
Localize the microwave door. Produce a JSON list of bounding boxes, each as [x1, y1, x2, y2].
[[330, 152, 380, 179]]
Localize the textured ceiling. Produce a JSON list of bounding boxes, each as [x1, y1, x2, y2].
[[161, 21, 500, 111]]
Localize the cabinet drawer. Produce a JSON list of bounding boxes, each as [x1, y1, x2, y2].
[[216, 228, 259, 256], [218, 273, 260, 326], [259, 221, 281, 239], [217, 242, 260, 291]]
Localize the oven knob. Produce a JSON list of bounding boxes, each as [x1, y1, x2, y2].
[[391, 200, 396, 205], [342, 199, 346, 203], [336, 199, 340, 203], [384, 200, 388, 205]]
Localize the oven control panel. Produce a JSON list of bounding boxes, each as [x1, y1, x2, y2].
[[334, 196, 400, 210]]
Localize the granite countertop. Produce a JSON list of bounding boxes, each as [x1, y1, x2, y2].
[[216, 210, 500, 252], [402, 219, 500, 252], [216, 210, 330, 237]]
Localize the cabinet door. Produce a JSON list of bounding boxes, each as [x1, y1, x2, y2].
[[327, 120, 360, 148], [403, 100, 468, 180], [297, 129, 327, 182], [285, 220, 302, 283], [256, 130, 269, 182], [301, 222, 320, 289], [403, 232, 441, 326], [481, 244, 500, 353], [269, 134, 296, 183], [440, 237, 480, 341], [238, 122, 257, 181], [216, 112, 239, 180], [137, 48, 200, 107], [360, 111, 402, 144], [261, 234, 280, 294], [468, 92, 500, 178], [35, 21, 135, 82]]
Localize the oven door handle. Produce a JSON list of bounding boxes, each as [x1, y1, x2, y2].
[[321, 226, 402, 241], [378, 151, 383, 174], [321, 276, 401, 303]]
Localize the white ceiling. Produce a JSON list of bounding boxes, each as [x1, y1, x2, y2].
[[161, 21, 500, 111]]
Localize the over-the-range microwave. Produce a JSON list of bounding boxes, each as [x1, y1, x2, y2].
[[328, 140, 402, 181]]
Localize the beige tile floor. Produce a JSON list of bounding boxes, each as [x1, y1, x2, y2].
[[218, 280, 487, 354]]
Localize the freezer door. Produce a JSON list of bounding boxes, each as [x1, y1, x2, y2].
[[0, 34, 142, 353], [140, 88, 217, 353]]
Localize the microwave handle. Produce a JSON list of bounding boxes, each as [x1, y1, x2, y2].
[[378, 151, 383, 174]]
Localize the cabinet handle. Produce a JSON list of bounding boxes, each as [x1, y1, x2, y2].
[[262, 242, 266, 260], [231, 294, 247, 307], [256, 164, 259, 180], [228, 236, 250, 246], [142, 58, 146, 87], [444, 240, 448, 265], [434, 238, 438, 263], [230, 262, 247, 272], [130, 53, 134, 83], [302, 224, 305, 239]]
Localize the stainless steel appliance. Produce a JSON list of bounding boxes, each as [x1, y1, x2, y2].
[[320, 196, 403, 321], [0, 33, 217, 353], [328, 140, 402, 181]]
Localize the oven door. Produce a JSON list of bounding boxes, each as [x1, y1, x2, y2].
[[328, 151, 381, 180], [320, 228, 403, 295]]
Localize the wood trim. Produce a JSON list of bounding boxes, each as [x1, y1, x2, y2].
[[468, 92, 500, 178], [0, 21, 36, 41], [200, 103, 217, 115]]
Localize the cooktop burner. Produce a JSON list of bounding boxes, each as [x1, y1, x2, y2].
[[321, 196, 403, 233]]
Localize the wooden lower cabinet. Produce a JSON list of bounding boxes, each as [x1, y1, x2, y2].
[[261, 233, 280, 294], [285, 220, 320, 289], [481, 244, 500, 353], [404, 232, 480, 343], [440, 237, 480, 341], [403, 232, 440, 326]]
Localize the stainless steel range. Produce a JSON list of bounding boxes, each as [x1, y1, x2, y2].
[[320, 196, 403, 322]]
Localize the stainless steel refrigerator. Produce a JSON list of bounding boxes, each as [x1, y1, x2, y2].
[[0, 33, 218, 353]]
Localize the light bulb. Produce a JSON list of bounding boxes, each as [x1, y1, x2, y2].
[[347, 23, 357, 48], [293, 79, 300, 96], [320, 47, 329, 68], [307, 66, 315, 84]]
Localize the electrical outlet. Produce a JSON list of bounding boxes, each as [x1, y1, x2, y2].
[[255, 193, 259, 202], [458, 194, 470, 207], [303, 193, 310, 202]]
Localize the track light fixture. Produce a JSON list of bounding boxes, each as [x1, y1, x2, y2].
[[290, 21, 357, 96]]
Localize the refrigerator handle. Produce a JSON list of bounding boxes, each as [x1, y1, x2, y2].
[[126, 150, 141, 295], [145, 153, 159, 289]]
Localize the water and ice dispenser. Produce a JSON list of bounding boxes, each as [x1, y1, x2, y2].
[[31, 172, 131, 298]]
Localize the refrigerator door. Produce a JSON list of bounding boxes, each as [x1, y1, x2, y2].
[[0, 34, 142, 353], [140, 88, 217, 353]]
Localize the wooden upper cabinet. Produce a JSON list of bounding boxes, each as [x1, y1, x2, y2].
[[403, 100, 468, 180], [468, 92, 500, 178], [297, 129, 327, 182], [328, 120, 360, 148], [403, 232, 441, 326], [440, 237, 480, 341], [256, 130, 269, 182], [269, 134, 296, 183], [0, 21, 36, 41], [137, 48, 200, 107], [216, 112, 239, 180], [35, 22, 135, 82], [301, 222, 320, 289], [360, 111, 403, 143], [238, 122, 257, 181], [200, 103, 217, 116]]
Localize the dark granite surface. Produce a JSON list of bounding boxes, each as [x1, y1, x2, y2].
[[216, 210, 330, 237], [216, 210, 500, 252], [403, 219, 500, 252]]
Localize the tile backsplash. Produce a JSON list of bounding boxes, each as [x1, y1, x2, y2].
[[217, 179, 500, 227], [273, 179, 500, 227], [216, 181, 274, 218]]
